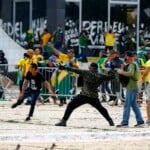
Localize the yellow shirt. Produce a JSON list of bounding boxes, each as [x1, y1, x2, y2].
[[17, 58, 26, 75], [145, 60, 150, 83], [57, 52, 69, 64], [23, 57, 38, 77], [105, 32, 115, 46], [41, 33, 51, 46]]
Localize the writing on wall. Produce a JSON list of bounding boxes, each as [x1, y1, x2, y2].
[[0, 18, 47, 43], [83, 21, 126, 45], [65, 19, 79, 47]]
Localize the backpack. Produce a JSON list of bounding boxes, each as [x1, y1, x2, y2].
[[119, 64, 130, 87], [119, 63, 137, 87]]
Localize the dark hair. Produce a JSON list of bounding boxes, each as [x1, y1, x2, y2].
[[126, 51, 134, 57], [30, 63, 38, 70], [23, 53, 29, 58], [0, 50, 5, 57], [90, 63, 98, 69], [44, 28, 49, 32]]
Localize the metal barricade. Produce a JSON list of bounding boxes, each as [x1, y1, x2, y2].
[[39, 67, 78, 101], [0, 64, 19, 100], [0, 64, 78, 101], [2, 64, 145, 106]]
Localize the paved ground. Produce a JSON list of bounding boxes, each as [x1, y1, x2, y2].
[[0, 97, 150, 150]]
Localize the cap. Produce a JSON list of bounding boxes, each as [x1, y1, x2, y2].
[[90, 63, 98, 69], [126, 51, 134, 57]]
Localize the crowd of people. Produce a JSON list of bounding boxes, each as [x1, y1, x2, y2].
[[0, 26, 150, 128]]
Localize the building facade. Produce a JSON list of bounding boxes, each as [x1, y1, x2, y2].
[[1, 0, 150, 56]]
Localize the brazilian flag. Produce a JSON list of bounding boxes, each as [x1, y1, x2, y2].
[[16, 69, 22, 85], [51, 69, 73, 99]]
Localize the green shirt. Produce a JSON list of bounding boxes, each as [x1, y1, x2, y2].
[[79, 35, 88, 47], [121, 62, 138, 90]]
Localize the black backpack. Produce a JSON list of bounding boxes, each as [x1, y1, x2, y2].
[[119, 64, 130, 87], [119, 63, 137, 87]]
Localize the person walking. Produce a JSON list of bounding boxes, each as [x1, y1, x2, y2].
[[11, 63, 54, 121], [55, 62, 115, 127], [116, 52, 144, 127]]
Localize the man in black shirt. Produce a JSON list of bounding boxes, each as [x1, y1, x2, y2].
[[55, 63, 115, 127], [11, 63, 54, 121]]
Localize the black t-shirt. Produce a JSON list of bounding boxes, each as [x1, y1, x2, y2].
[[25, 72, 46, 91]]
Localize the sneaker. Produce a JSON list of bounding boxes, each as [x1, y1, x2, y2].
[[134, 121, 144, 127], [24, 101, 31, 105], [11, 100, 23, 108], [11, 103, 19, 108], [58, 103, 63, 106], [55, 119, 66, 127], [109, 119, 115, 126], [25, 116, 31, 121], [116, 124, 128, 128]]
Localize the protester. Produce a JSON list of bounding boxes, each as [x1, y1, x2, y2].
[[15, 52, 29, 91], [24, 29, 34, 49], [41, 28, 52, 46], [11, 63, 54, 121], [104, 27, 115, 53], [49, 43, 79, 106], [53, 26, 64, 50], [79, 28, 89, 60], [55, 62, 115, 127], [141, 51, 150, 125], [116, 51, 144, 127], [18, 49, 37, 91], [108, 50, 123, 105], [97, 50, 111, 102], [0, 50, 8, 74]]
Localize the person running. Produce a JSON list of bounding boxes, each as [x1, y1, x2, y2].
[[55, 62, 115, 127], [11, 63, 54, 121]]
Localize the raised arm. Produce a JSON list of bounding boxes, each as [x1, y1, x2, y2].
[[49, 43, 60, 56]]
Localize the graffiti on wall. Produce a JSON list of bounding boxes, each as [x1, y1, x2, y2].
[[0, 17, 147, 49], [0, 18, 47, 44], [65, 19, 79, 47], [83, 21, 127, 46]]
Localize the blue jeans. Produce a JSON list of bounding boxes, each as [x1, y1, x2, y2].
[[101, 81, 111, 94], [22, 89, 40, 117], [121, 89, 144, 125]]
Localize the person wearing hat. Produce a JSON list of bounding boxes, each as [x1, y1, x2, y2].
[[49, 43, 79, 106], [142, 51, 150, 125], [55, 62, 115, 127], [116, 51, 144, 127]]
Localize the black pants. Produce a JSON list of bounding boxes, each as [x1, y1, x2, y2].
[[62, 94, 113, 123]]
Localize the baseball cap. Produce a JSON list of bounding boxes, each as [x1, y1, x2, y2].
[[126, 51, 134, 57]]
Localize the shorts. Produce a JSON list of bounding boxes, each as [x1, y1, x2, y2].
[[145, 83, 150, 100]]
